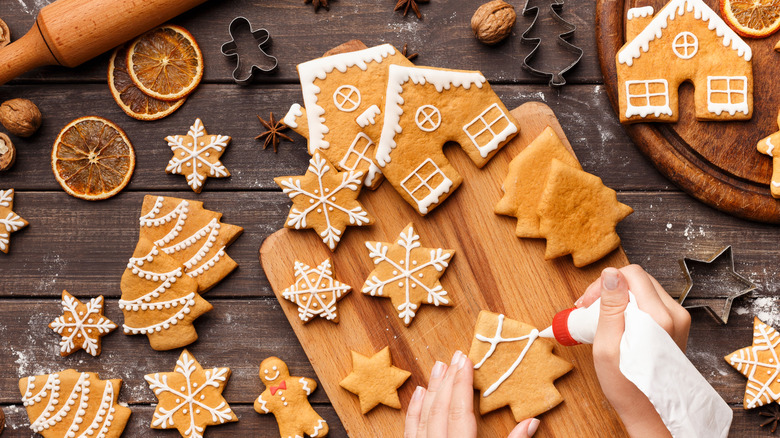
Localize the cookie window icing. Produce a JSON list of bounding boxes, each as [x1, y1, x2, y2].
[[415, 105, 442, 132], [400, 158, 454, 214], [624, 79, 673, 118], [672, 32, 698, 59], [463, 103, 517, 158], [333, 85, 361, 112], [706, 76, 749, 115]]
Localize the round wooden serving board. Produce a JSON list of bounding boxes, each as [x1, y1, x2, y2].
[[596, 0, 780, 223]]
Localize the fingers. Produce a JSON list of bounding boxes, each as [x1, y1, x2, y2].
[[619, 265, 675, 335], [415, 360, 447, 437], [447, 356, 477, 437], [593, 268, 629, 368], [404, 386, 426, 438], [576, 277, 603, 308], [508, 418, 540, 438], [647, 272, 691, 351], [427, 351, 466, 437]]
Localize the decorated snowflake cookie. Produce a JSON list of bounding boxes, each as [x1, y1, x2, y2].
[[282, 258, 351, 323], [166, 118, 231, 192], [255, 357, 329, 438], [362, 223, 454, 326], [339, 346, 411, 414], [145, 350, 238, 438], [19, 369, 132, 438], [49, 290, 116, 357], [726, 317, 780, 409], [0, 188, 28, 254], [275, 152, 373, 251]]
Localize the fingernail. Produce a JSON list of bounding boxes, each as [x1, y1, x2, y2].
[[574, 297, 583, 307], [451, 350, 462, 366], [457, 353, 467, 370], [603, 269, 619, 291], [412, 386, 425, 401], [527, 418, 540, 436], [431, 361, 446, 379]]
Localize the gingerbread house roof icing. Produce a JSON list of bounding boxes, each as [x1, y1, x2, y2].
[[297, 44, 397, 152], [617, 0, 752, 67], [375, 65, 490, 166]]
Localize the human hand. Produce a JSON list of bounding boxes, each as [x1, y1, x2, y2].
[[404, 350, 540, 438], [577, 265, 691, 438]]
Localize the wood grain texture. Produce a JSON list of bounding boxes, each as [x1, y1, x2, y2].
[[596, 0, 780, 223], [261, 103, 628, 437]]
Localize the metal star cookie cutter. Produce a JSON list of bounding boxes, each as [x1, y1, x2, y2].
[[678, 246, 758, 324], [520, 0, 583, 87], [220, 17, 278, 85]]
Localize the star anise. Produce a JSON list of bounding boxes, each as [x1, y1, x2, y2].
[[401, 43, 418, 62], [395, 0, 428, 19], [305, 0, 329, 11], [256, 113, 293, 153], [761, 404, 780, 433]]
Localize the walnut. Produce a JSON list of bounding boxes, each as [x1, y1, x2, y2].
[[0, 98, 42, 138], [0, 18, 9, 48], [471, 0, 516, 45], [0, 133, 16, 171]]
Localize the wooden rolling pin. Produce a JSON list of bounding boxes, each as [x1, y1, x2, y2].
[[0, 0, 208, 85]]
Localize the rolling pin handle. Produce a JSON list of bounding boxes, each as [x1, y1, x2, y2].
[[0, 21, 58, 86]]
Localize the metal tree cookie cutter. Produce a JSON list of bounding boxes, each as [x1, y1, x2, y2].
[[520, 0, 583, 87], [678, 246, 758, 324], [220, 17, 278, 85]]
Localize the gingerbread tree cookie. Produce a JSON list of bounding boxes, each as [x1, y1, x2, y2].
[[166, 118, 231, 192], [275, 152, 373, 251], [340, 346, 411, 414], [138, 195, 243, 292], [19, 369, 132, 438], [119, 238, 213, 351], [49, 290, 116, 357], [145, 350, 238, 438], [725, 317, 780, 409], [468, 311, 572, 421], [537, 159, 633, 267], [282, 258, 351, 323], [0, 188, 27, 253], [362, 223, 454, 326], [757, 109, 780, 198], [255, 357, 329, 438]]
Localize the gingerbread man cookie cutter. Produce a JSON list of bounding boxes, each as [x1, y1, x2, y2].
[[220, 17, 278, 85]]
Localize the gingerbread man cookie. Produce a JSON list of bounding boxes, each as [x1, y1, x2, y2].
[[757, 109, 780, 198], [255, 357, 329, 438]]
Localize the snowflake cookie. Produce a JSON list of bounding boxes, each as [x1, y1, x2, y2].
[[0, 189, 28, 254], [255, 357, 329, 438], [19, 369, 132, 438], [282, 258, 351, 323], [145, 350, 238, 438], [166, 118, 231, 193], [362, 223, 454, 326], [340, 346, 411, 414], [49, 290, 116, 357], [468, 311, 573, 421], [275, 152, 373, 251], [726, 317, 780, 409]]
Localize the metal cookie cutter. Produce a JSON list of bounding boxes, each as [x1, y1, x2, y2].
[[678, 246, 758, 324], [520, 0, 583, 87], [221, 17, 278, 85]]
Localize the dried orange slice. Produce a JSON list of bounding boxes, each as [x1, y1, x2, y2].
[[52, 117, 135, 201], [721, 0, 780, 38], [126, 25, 203, 101], [108, 45, 185, 121]]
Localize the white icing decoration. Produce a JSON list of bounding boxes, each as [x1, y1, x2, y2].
[[333, 85, 361, 112], [356, 104, 381, 128], [376, 65, 487, 166], [729, 321, 780, 408], [363, 224, 451, 325], [282, 259, 351, 322], [400, 158, 453, 215], [415, 105, 442, 132], [165, 119, 230, 192], [339, 132, 383, 189], [50, 294, 116, 356], [264, 370, 280, 381], [462, 103, 518, 158], [0, 189, 25, 253], [618, 0, 751, 66], [672, 31, 698, 59], [627, 6, 654, 19], [299, 377, 312, 395], [767, 138, 775, 156], [284, 103, 304, 129], [0, 189, 12, 207], [473, 314, 539, 398], [707, 76, 749, 116], [256, 394, 269, 413], [624, 79, 673, 118], [312, 419, 327, 437], [298, 44, 396, 153]]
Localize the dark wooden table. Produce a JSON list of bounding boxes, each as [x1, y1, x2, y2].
[[0, 0, 777, 436]]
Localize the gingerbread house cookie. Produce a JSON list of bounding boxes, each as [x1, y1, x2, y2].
[[616, 0, 753, 123], [375, 65, 519, 215]]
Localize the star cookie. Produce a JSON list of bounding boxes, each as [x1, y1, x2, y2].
[[275, 152, 373, 251], [362, 223, 454, 326], [339, 346, 411, 414], [165, 118, 231, 193], [145, 350, 238, 438], [495, 127, 582, 238], [0, 189, 28, 254], [468, 311, 572, 421], [726, 317, 780, 409], [282, 259, 351, 323], [19, 369, 132, 438], [537, 159, 633, 267], [49, 290, 117, 357]]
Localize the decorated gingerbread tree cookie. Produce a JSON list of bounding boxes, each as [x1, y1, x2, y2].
[[49, 290, 116, 357], [725, 317, 780, 408], [255, 357, 329, 438], [0, 188, 28, 254], [282, 258, 352, 323], [165, 118, 231, 192]]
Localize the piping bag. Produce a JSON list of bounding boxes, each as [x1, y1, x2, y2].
[[539, 293, 732, 438]]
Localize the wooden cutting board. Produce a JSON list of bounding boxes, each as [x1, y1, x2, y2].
[[260, 102, 628, 437], [596, 0, 780, 224]]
